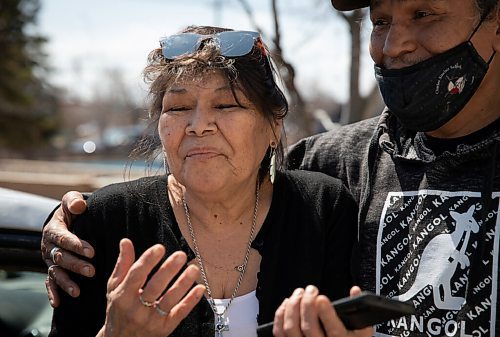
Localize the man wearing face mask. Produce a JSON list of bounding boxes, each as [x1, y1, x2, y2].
[[42, 0, 499, 336], [282, 0, 500, 336]]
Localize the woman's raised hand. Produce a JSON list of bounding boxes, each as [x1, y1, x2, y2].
[[100, 239, 206, 337]]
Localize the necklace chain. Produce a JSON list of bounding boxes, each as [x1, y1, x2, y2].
[[182, 182, 260, 319]]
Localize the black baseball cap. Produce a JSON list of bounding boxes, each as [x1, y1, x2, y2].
[[330, 0, 370, 11]]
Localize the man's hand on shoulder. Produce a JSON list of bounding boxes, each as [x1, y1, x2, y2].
[[42, 191, 95, 307]]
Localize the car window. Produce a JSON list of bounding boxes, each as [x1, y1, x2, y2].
[[0, 271, 52, 337]]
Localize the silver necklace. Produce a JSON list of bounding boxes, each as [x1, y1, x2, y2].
[[182, 183, 260, 337]]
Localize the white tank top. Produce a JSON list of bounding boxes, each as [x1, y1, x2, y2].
[[212, 290, 259, 337]]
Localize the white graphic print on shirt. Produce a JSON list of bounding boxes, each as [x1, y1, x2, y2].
[[374, 191, 499, 337]]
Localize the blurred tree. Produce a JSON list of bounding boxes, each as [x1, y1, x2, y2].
[[233, 0, 379, 141], [0, 0, 59, 154], [236, 0, 314, 142], [337, 8, 374, 124]]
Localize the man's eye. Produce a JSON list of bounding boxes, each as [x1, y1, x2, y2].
[[414, 11, 432, 19], [371, 18, 389, 27]]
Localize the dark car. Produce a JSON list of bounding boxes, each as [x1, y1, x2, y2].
[[0, 188, 58, 337]]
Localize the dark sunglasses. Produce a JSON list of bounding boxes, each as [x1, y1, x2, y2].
[[159, 30, 265, 60]]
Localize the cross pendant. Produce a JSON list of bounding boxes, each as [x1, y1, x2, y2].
[[215, 313, 229, 337]]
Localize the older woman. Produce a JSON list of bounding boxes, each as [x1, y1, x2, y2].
[[47, 26, 370, 337]]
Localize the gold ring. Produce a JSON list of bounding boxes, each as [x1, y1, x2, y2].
[[139, 295, 155, 308]]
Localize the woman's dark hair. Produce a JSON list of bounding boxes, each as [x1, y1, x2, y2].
[[130, 25, 288, 181], [475, 0, 498, 19]]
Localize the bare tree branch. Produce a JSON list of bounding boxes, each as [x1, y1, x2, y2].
[[235, 0, 263, 34], [235, 0, 313, 140]]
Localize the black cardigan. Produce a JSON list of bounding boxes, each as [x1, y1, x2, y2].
[[50, 170, 358, 337]]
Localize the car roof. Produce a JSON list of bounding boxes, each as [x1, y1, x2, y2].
[[0, 188, 59, 232]]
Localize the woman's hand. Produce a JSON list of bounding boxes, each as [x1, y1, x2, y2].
[[42, 191, 94, 307], [101, 239, 206, 337], [272, 286, 373, 337]]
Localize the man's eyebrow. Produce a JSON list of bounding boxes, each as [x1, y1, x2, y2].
[[371, 0, 384, 10], [371, 0, 446, 10]]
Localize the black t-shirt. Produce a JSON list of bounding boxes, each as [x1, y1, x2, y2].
[[418, 117, 499, 156]]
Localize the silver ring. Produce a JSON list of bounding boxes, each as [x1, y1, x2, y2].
[[155, 303, 169, 317], [139, 295, 155, 308], [47, 264, 59, 280], [50, 247, 61, 264]]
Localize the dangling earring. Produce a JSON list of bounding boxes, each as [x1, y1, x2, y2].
[[269, 143, 276, 184], [163, 156, 168, 175]]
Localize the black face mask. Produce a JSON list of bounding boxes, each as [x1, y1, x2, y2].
[[374, 20, 496, 132]]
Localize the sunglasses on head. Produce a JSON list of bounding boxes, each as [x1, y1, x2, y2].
[[159, 30, 265, 60]]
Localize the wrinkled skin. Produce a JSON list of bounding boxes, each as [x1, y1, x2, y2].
[[96, 239, 205, 337]]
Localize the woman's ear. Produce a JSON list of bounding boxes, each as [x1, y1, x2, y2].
[[271, 119, 283, 144]]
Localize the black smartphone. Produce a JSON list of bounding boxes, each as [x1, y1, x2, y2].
[[256, 292, 415, 336]]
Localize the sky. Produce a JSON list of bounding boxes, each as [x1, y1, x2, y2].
[[34, 0, 376, 104]]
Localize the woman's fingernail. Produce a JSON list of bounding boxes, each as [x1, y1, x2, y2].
[[68, 287, 74, 297], [173, 252, 186, 264], [153, 245, 164, 255], [293, 288, 304, 297], [188, 266, 199, 277]]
